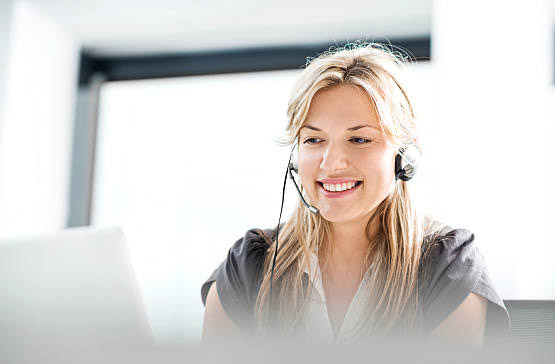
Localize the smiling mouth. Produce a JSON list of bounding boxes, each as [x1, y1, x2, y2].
[[317, 181, 363, 192]]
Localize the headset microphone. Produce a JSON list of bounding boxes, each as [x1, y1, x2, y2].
[[270, 142, 418, 321]]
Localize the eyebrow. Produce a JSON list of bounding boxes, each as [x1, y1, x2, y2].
[[301, 124, 380, 132]]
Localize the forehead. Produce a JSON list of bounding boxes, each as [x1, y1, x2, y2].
[[302, 85, 381, 131]]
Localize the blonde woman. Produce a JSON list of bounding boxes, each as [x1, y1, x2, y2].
[[200, 43, 510, 346]]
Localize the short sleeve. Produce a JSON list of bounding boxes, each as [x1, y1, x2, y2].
[[200, 228, 272, 329], [419, 228, 511, 342]]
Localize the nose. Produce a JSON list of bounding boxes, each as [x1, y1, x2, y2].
[[319, 141, 349, 173]]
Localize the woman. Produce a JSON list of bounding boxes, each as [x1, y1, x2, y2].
[[200, 43, 510, 346]]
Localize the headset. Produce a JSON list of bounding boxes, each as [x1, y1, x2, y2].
[[268, 142, 420, 318]]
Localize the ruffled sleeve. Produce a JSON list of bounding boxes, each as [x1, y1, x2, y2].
[[419, 227, 511, 342], [200, 228, 273, 329]]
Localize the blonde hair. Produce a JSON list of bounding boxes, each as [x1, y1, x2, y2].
[[255, 42, 441, 338]]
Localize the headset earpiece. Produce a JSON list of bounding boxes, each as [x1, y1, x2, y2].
[[289, 159, 298, 174], [395, 144, 420, 181]]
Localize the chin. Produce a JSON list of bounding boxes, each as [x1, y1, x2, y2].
[[317, 203, 380, 225], [319, 210, 364, 224]]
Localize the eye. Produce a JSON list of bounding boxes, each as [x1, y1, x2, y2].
[[350, 137, 372, 144], [303, 137, 323, 145]]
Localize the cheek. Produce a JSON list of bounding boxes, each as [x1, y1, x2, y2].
[[362, 150, 396, 184], [297, 152, 319, 187], [378, 152, 397, 188], [381, 152, 396, 177]]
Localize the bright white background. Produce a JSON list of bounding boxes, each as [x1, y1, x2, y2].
[[0, 0, 78, 238]]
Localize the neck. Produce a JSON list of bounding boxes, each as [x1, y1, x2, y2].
[[320, 215, 380, 271]]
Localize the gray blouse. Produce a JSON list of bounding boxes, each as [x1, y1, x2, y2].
[[201, 225, 511, 343]]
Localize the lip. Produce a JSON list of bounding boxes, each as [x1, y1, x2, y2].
[[318, 178, 362, 184], [317, 181, 362, 198]]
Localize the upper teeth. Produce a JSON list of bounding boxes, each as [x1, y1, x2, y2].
[[322, 181, 358, 192]]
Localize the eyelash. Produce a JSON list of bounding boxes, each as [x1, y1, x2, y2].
[[302, 137, 372, 145], [350, 137, 372, 144]]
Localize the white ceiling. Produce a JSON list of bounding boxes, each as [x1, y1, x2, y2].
[[27, 0, 433, 56]]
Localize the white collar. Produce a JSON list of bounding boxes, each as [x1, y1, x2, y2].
[[302, 250, 375, 303], [303, 250, 326, 301], [300, 250, 376, 343]]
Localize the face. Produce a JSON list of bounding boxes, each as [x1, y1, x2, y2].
[[297, 84, 398, 225]]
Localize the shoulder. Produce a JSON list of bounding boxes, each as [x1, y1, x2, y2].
[[419, 219, 511, 341], [419, 219, 482, 306], [223, 227, 274, 291], [419, 222, 482, 317], [228, 227, 275, 262], [421, 222, 478, 272], [200, 227, 275, 329]]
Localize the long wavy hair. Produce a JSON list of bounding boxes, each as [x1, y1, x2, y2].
[[254, 42, 443, 338]]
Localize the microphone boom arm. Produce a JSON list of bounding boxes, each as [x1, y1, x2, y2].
[[288, 164, 319, 214]]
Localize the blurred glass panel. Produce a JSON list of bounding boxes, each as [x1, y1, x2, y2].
[[93, 70, 301, 343]]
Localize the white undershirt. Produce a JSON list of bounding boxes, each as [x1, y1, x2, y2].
[[302, 251, 374, 344]]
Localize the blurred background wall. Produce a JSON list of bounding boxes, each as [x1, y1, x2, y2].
[[0, 0, 553, 344]]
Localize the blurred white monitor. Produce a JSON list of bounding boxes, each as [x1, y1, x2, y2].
[[0, 226, 153, 351]]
